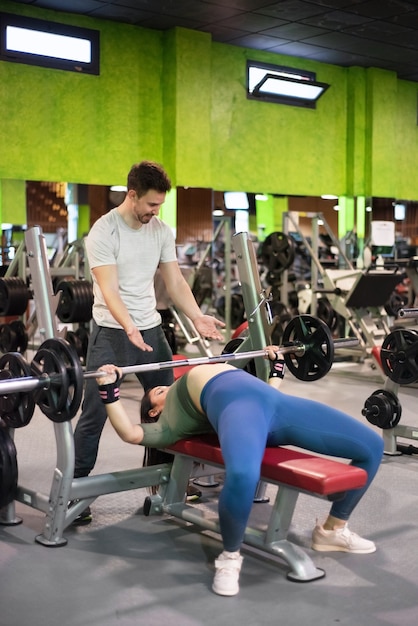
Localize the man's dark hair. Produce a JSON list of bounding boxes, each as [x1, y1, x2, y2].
[[127, 161, 171, 197]]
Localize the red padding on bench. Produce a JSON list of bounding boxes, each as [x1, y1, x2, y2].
[[168, 434, 367, 496], [371, 346, 382, 371]]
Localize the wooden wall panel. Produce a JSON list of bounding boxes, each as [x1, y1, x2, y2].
[[176, 187, 213, 244]]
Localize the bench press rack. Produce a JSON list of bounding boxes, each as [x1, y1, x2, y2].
[[0, 227, 272, 543]]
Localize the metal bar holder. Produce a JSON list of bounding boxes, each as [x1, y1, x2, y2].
[[0, 227, 171, 545]]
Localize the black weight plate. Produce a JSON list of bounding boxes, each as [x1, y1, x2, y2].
[[307, 298, 335, 329], [56, 280, 76, 323], [230, 294, 246, 329], [380, 328, 418, 385], [222, 337, 256, 376], [361, 389, 402, 429], [31, 338, 84, 422], [0, 324, 18, 353], [215, 294, 246, 328], [0, 278, 30, 316], [77, 281, 93, 322], [384, 292, 408, 317], [281, 315, 334, 381], [9, 320, 28, 353], [57, 280, 93, 323], [31, 347, 69, 415], [0, 320, 28, 353], [0, 352, 36, 428], [0, 427, 18, 508], [260, 232, 295, 274], [66, 330, 83, 358], [75, 327, 90, 363]]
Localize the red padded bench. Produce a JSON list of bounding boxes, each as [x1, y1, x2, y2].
[[145, 434, 368, 582], [168, 434, 367, 498]]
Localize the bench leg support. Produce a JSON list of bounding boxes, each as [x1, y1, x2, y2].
[[161, 456, 327, 583]]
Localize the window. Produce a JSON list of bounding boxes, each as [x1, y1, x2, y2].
[[247, 60, 329, 109], [0, 12, 99, 74]]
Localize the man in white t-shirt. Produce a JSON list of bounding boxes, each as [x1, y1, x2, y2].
[[72, 161, 224, 523]]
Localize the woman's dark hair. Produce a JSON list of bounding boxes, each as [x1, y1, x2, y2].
[[140, 389, 155, 424], [140, 389, 174, 492]]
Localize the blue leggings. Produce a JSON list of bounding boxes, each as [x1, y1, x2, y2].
[[200, 370, 384, 552]]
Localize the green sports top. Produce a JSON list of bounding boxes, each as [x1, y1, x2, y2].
[[140, 374, 214, 448]]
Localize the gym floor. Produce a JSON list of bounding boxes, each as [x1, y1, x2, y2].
[[1, 352, 418, 626]]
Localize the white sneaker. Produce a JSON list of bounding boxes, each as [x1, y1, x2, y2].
[[212, 551, 243, 596], [312, 523, 376, 554]]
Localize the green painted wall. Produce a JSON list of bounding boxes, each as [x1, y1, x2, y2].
[[77, 205, 90, 239], [166, 29, 212, 187], [392, 79, 418, 199], [366, 69, 399, 198], [346, 67, 367, 196], [209, 45, 347, 196], [0, 2, 165, 185], [1, 0, 418, 205], [0, 179, 26, 224]]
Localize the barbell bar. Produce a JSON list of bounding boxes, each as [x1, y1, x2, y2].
[[91, 336, 359, 378], [0, 348, 278, 395], [0, 338, 359, 395], [0, 315, 359, 427], [398, 308, 418, 319]]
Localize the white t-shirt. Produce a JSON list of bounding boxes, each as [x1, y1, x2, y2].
[[85, 208, 177, 329]]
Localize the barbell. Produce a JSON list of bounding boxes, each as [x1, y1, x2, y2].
[[0, 315, 359, 428], [398, 308, 418, 319]]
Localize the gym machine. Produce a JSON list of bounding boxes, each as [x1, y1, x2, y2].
[[0, 236, 92, 357], [361, 307, 418, 455], [280, 212, 403, 362]]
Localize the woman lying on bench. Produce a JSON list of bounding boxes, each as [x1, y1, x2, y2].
[[96, 348, 383, 597]]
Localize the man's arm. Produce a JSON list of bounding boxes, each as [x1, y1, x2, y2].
[[159, 261, 225, 340]]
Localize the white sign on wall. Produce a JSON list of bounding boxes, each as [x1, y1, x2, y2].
[[370, 221, 395, 247]]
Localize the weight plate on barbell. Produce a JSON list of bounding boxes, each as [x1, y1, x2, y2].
[[0, 352, 36, 428], [30, 338, 84, 422], [380, 328, 418, 385], [31, 347, 71, 416], [281, 315, 334, 381]]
